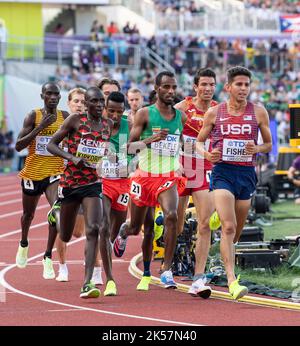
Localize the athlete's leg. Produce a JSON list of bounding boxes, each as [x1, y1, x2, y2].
[[124, 202, 149, 236], [73, 214, 85, 238], [142, 207, 155, 266], [81, 197, 102, 286], [213, 189, 236, 285], [44, 181, 60, 258], [192, 189, 214, 275], [20, 193, 41, 243], [100, 195, 113, 282], [176, 195, 189, 236], [110, 209, 128, 243], [234, 199, 251, 243], [157, 184, 179, 271]]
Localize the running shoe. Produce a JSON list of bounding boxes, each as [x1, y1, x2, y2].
[[137, 276, 151, 291], [42, 257, 55, 279], [113, 223, 128, 258], [80, 282, 100, 299], [229, 275, 248, 300], [91, 267, 103, 285], [188, 277, 212, 299], [47, 200, 61, 227], [56, 265, 69, 282], [104, 280, 117, 296], [160, 270, 177, 289], [16, 244, 29, 269]]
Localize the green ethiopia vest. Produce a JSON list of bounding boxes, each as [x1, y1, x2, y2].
[[139, 105, 183, 174], [102, 116, 131, 179]]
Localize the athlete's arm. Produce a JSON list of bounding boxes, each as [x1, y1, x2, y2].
[[15, 110, 56, 152], [196, 106, 220, 163], [245, 105, 272, 155], [47, 113, 80, 164], [62, 110, 70, 120]]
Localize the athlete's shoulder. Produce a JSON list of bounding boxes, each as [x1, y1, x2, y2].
[[60, 110, 70, 120], [174, 98, 188, 112]]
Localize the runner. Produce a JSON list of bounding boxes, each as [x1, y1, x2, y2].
[[196, 66, 272, 300], [47, 87, 116, 298], [113, 71, 187, 289], [125, 88, 144, 127], [15, 82, 68, 280], [175, 68, 217, 298]]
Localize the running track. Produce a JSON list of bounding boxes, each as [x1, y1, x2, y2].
[[0, 173, 299, 326]]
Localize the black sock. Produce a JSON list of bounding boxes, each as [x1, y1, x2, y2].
[[20, 240, 28, 248], [44, 251, 52, 259], [143, 261, 151, 277]]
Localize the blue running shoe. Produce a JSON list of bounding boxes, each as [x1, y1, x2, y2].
[[160, 270, 177, 289]]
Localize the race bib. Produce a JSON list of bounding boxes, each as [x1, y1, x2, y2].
[[117, 193, 129, 206], [76, 142, 107, 168], [23, 179, 34, 190], [35, 136, 53, 156], [222, 139, 252, 163], [49, 175, 60, 183], [130, 181, 142, 198], [182, 135, 210, 159], [151, 134, 180, 157], [101, 157, 127, 178]]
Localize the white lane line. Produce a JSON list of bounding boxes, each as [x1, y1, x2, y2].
[[0, 191, 20, 198], [0, 221, 48, 239], [0, 204, 49, 220], [0, 198, 22, 207], [0, 240, 202, 326]]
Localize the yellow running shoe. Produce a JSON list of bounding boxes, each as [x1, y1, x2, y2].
[[104, 280, 117, 296], [16, 244, 29, 268], [209, 211, 221, 231], [229, 275, 248, 300], [137, 276, 151, 291]]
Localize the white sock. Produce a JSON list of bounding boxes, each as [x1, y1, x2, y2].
[[59, 263, 68, 272]]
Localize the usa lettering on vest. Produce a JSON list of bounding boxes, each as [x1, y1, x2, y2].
[[221, 124, 252, 135]]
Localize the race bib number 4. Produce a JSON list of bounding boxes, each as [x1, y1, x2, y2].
[[151, 134, 180, 157], [222, 139, 252, 162]]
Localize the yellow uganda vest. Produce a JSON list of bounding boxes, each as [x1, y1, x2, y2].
[[19, 109, 65, 181]]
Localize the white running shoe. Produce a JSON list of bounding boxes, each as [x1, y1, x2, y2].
[[42, 257, 55, 279], [188, 277, 212, 299], [160, 270, 177, 289], [91, 267, 103, 285], [16, 244, 29, 269], [56, 265, 69, 282]]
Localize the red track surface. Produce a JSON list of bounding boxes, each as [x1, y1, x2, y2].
[[0, 173, 299, 326]]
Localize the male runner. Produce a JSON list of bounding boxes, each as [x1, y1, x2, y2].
[[15, 82, 68, 280], [125, 88, 144, 126], [113, 71, 187, 289], [196, 66, 272, 300], [47, 87, 116, 298], [175, 68, 217, 299]]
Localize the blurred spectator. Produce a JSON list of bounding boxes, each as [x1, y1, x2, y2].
[[107, 22, 119, 35], [54, 23, 65, 35]]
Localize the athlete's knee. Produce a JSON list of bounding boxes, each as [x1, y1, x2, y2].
[[164, 209, 178, 225], [221, 221, 236, 236], [99, 220, 110, 239], [86, 223, 100, 238], [22, 211, 35, 223], [60, 231, 72, 243], [197, 219, 211, 235]]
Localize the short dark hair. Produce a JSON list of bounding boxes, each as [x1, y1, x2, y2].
[[106, 91, 125, 106], [96, 78, 121, 91], [85, 86, 103, 101], [227, 66, 252, 84], [155, 71, 175, 86], [194, 68, 216, 85], [41, 82, 60, 93]]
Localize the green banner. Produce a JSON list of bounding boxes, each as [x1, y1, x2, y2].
[[0, 75, 3, 127]]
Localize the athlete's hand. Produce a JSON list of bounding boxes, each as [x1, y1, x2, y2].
[[70, 156, 89, 167], [205, 149, 221, 163], [38, 114, 56, 130], [150, 129, 169, 143], [245, 141, 258, 155]]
